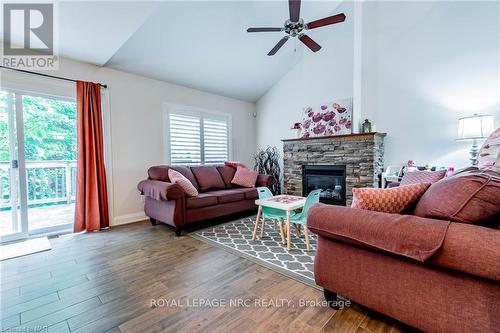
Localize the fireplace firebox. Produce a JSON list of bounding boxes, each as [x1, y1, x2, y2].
[[302, 165, 346, 206]]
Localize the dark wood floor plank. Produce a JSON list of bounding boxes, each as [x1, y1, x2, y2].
[[21, 296, 102, 327], [1, 292, 59, 319], [20, 274, 89, 295], [0, 271, 52, 290], [67, 281, 169, 330], [360, 311, 394, 333], [46, 320, 70, 333], [0, 286, 19, 301], [320, 304, 368, 333], [1, 220, 408, 333], [0, 314, 20, 328]]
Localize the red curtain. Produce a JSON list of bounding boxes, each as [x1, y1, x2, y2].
[[74, 81, 109, 232]]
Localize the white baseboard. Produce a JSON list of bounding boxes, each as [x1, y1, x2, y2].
[[112, 212, 148, 226]]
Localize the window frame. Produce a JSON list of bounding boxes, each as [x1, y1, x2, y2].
[[163, 103, 232, 166]]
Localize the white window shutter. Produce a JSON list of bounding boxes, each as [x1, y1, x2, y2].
[[169, 113, 201, 165], [203, 118, 228, 165]]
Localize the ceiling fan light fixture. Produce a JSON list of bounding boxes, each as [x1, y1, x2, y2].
[[247, 0, 346, 56]]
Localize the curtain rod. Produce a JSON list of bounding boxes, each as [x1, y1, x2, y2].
[[0, 65, 108, 88]]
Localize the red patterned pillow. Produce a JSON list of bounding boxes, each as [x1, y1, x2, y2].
[[351, 183, 431, 214], [231, 166, 258, 188], [400, 170, 446, 186], [168, 169, 198, 197]]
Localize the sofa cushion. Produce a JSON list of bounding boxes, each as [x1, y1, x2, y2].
[[186, 193, 218, 209], [414, 168, 500, 225], [206, 189, 245, 204], [148, 165, 199, 190], [308, 204, 450, 262], [243, 188, 258, 199], [224, 187, 258, 199], [216, 165, 237, 188], [168, 169, 198, 197], [191, 166, 226, 192], [231, 166, 259, 188], [400, 169, 446, 186], [351, 183, 431, 214], [428, 222, 500, 281]]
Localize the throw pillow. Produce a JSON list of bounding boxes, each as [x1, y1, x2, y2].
[[400, 170, 446, 186], [351, 183, 431, 214], [224, 161, 248, 169], [168, 169, 198, 197], [231, 166, 259, 188], [478, 126, 500, 172], [216, 165, 237, 188], [413, 168, 500, 226], [191, 166, 226, 192]]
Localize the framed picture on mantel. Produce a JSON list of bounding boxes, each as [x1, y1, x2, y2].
[[299, 98, 353, 139]]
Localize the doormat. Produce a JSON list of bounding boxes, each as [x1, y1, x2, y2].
[[0, 237, 52, 261]]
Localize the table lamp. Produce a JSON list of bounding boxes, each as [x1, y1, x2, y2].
[[457, 114, 495, 165]]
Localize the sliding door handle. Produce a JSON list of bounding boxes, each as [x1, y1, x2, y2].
[[11, 160, 18, 168]]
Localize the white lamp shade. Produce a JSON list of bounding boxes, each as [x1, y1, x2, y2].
[[457, 114, 495, 140]]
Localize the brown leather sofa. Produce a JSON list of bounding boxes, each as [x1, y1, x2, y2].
[[308, 168, 500, 333], [137, 165, 276, 235]]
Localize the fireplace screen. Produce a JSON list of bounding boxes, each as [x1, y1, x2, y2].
[[302, 165, 346, 206]]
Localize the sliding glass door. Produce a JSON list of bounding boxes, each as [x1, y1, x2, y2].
[[0, 91, 24, 241], [0, 89, 77, 242]]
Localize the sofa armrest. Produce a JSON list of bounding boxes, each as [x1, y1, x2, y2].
[[428, 223, 500, 281], [307, 204, 450, 262], [137, 179, 185, 201], [256, 174, 277, 188]]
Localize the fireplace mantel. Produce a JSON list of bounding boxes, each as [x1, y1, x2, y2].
[[283, 132, 385, 205], [282, 132, 386, 142]]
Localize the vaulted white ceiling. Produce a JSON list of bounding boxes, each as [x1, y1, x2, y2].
[[59, 2, 160, 65], [6, 1, 343, 102]]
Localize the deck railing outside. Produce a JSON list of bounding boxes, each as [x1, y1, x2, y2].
[[0, 160, 77, 209]]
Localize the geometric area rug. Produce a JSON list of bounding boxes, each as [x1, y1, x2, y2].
[[191, 216, 318, 288]]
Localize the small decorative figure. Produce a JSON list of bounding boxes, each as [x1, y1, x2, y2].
[[362, 119, 372, 133]]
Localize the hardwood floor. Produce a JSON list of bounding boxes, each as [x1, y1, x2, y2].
[[0, 221, 415, 333]]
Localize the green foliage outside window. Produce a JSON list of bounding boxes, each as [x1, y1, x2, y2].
[[0, 93, 77, 162]]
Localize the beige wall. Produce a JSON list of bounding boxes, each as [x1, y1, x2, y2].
[[1, 57, 256, 225]]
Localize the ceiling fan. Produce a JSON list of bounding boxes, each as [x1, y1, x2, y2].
[[247, 0, 346, 56]]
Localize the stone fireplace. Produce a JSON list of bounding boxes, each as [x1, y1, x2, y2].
[[302, 165, 346, 206], [283, 132, 385, 206]]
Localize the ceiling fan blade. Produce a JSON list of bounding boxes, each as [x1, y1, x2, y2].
[[306, 13, 346, 30], [247, 27, 284, 32], [299, 34, 321, 52], [268, 36, 289, 56], [289, 0, 301, 23]]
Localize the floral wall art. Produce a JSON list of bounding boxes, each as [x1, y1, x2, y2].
[[298, 98, 353, 138]]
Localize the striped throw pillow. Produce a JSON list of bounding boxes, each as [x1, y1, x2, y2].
[[351, 183, 431, 214], [168, 169, 198, 197]]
